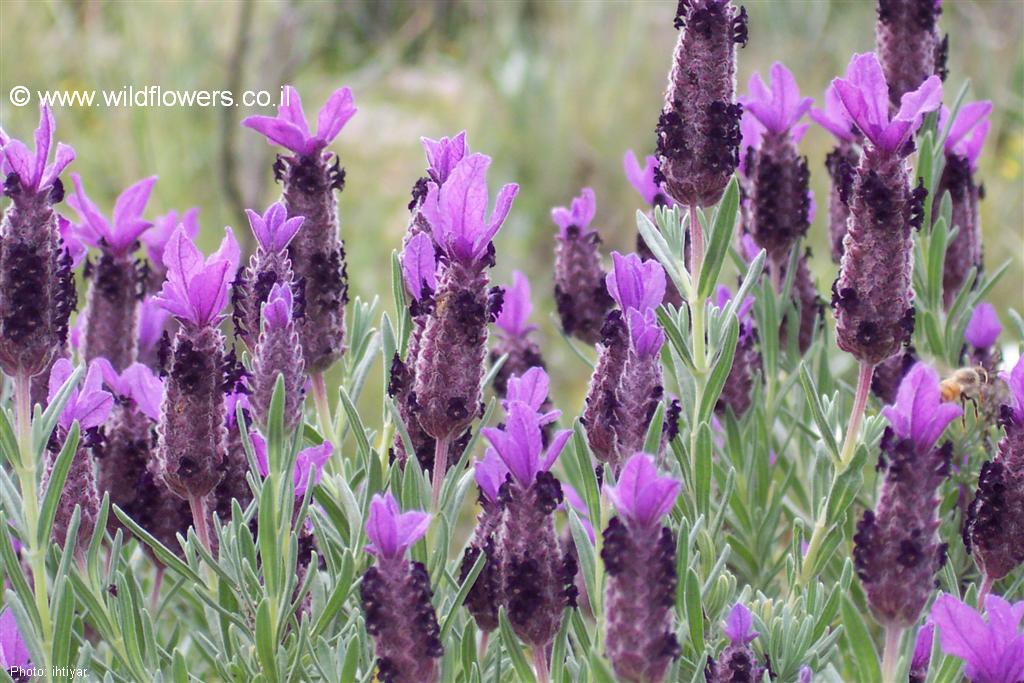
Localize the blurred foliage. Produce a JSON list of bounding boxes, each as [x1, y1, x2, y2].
[[1, 0, 1021, 403]]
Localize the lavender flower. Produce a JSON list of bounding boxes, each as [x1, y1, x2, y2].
[[137, 295, 171, 371], [706, 603, 767, 682], [830, 53, 942, 366], [154, 227, 240, 514], [964, 355, 1024, 585], [714, 285, 760, 417], [931, 593, 1024, 683], [142, 207, 199, 291], [42, 359, 113, 551], [252, 433, 331, 498], [491, 271, 546, 398], [0, 104, 77, 380], [810, 83, 862, 263], [909, 622, 934, 682], [876, 0, 948, 110], [657, 0, 747, 207], [413, 152, 517, 444], [0, 607, 31, 677], [935, 101, 991, 308], [252, 281, 305, 432], [741, 62, 813, 270], [853, 363, 961, 627], [459, 448, 509, 633], [360, 493, 442, 683], [552, 187, 612, 344], [242, 86, 357, 373], [404, 132, 469, 244], [69, 174, 157, 370], [233, 201, 305, 349], [602, 453, 681, 683], [484, 401, 574, 651], [624, 151, 684, 308], [964, 302, 1001, 371], [870, 345, 918, 404]]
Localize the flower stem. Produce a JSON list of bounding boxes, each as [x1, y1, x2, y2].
[[532, 646, 550, 683], [478, 630, 490, 662], [688, 204, 709, 498], [977, 573, 993, 609], [188, 493, 212, 554], [430, 436, 449, 512], [688, 204, 704, 287], [798, 361, 875, 586], [880, 625, 903, 683]]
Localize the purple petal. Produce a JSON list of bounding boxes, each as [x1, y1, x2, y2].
[[262, 281, 294, 330], [2, 140, 35, 191], [138, 296, 170, 353], [92, 357, 129, 398], [241, 115, 309, 155], [474, 448, 510, 503], [883, 75, 943, 151], [932, 593, 1000, 677], [483, 401, 543, 487], [723, 603, 759, 645], [30, 104, 54, 190], [604, 453, 680, 527], [1000, 356, 1024, 423], [47, 358, 75, 405], [110, 176, 158, 251], [401, 231, 437, 302], [314, 87, 357, 147], [58, 215, 87, 268], [551, 187, 596, 234], [212, 227, 241, 272], [70, 362, 114, 431], [495, 271, 533, 336], [435, 153, 491, 260], [739, 112, 765, 174], [68, 173, 112, 245], [540, 429, 572, 472], [912, 622, 935, 670], [742, 62, 812, 134], [422, 131, 469, 185], [278, 86, 310, 136], [251, 433, 269, 477], [121, 363, 163, 422], [365, 493, 430, 560], [186, 260, 233, 326], [627, 308, 665, 359], [623, 150, 659, 206], [964, 302, 1002, 349], [810, 83, 857, 143], [396, 510, 431, 552], [0, 608, 31, 671], [478, 182, 519, 258], [293, 442, 332, 497], [504, 367, 549, 412], [40, 142, 76, 190], [945, 101, 992, 155], [607, 252, 666, 313]]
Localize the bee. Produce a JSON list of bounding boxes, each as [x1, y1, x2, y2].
[[939, 366, 989, 404]]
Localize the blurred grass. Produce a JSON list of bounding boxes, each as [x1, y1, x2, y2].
[[1, 0, 1021, 406]]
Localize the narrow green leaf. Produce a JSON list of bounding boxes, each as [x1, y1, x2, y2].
[[254, 598, 279, 680], [798, 364, 840, 461], [699, 316, 739, 422], [637, 210, 692, 296], [499, 607, 536, 683], [441, 549, 485, 640], [36, 422, 80, 546], [698, 177, 740, 298], [684, 568, 704, 651], [841, 596, 880, 682]]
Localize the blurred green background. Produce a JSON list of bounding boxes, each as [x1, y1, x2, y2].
[[2, 0, 1022, 405]]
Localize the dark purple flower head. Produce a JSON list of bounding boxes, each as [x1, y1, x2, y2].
[[474, 447, 510, 505], [604, 453, 680, 528], [551, 187, 597, 238], [0, 103, 75, 196], [741, 62, 813, 135], [606, 252, 666, 314], [246, 201, 304, 253], [48, 358, 113, 432], [810, 82, 860, 144], [155, 226, 240, 327], [911, 622, 935, 674], [242, 85, 357, 158], [624, 151, 674, 207], [833, 53, 942, 154], [0, 607, 31, 673], [931, 593, 1024, 683], [495, 271, 535, 337], [420, 153, 518, 264], [940, 101, 992, 172], [252, 433, 332, 498], [723, 603, 759, 646], [422, 131, 469, 185], [261, 281, 293, 331], [881, 362, 961, 452], [400, 231, 437, 302], [364, 492, 431, 561], [965, 303, 1001, 350], [143, 207, 199, 272], [68, 173, 158, 257], [94, 359, 163, 421], [483, 400, 571, 489]]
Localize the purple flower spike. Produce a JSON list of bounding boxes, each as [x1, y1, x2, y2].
[[606, 252, 666, 314], [723, 603, 759, 645], [483, 401, 571, 488], [833, 53, 942, 154], [714, 285, 761, 418], [624, 151, 674, 208], [876, 0, 947, 110], [491, 273, 548, 399], [365, 492, 431, 561], [604, 453, 680, 528], [965, 303, 1001, 350], [420, 153, 519, 264], [242, 85, 357, 158], [943, 101, 992, 172], [246, 201, 304, 254], [253, 281, 305, 432], [0, 103, 75, 196], [155, 227, 240, 327], [551, 187, 597, 239], [422, 131, 469, 185], [881, 362, 962, 452], [143, 207, 199, 286], [461, 445, 508, 633], [810, 83, 859, 144], [816, 82, 861, 263], [742, 62, 813, 135], [931, 593, 1024, 683], [0, 608, 31, 673], [48, 358, 114, 433], [68, 174, 158, 257], [401, 231, 437, 302]]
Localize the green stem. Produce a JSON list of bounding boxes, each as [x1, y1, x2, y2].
[[880, 625, 903, 683], [430, 436, 450, 513], [310, 373, 339, 459], [688, 204, 708, 490], [532, 646, 550, 683]]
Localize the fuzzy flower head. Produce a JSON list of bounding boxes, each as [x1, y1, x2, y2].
[[931, 593, 1024, 683], [881, 362, 962, 452], [155, 226, 240, 326], [606, 252, 666, 313], [504, 367, 560, 425], [604, 452, 680, 528], [68, 174, 158, 256], [551, 187, 597, 238], [246, 201, 304, 253], [833, 53, 942, 153], [474, 447, 510, 504], [742, 62, 813, 135], [252, 434, 333, 498], [0, 608, 30, 673], [422, 131, 469, 185], [242, 85, 357, 158], [364, 492, 431, 561], [401, 231, 437, 302], [1000, 356, 1024, 424], [941, 100, 992, 171], [419, 153, 519, 263], [723, 603, 759, 646], [809, 82, 859, 143], [261, 281, 294, 331], [623, 151, 674, 208], [48, 359, 114, 432], [495, 271, 535, 337], [94, 359, 163, 421], [143, 207, 199, 269], [0, 103, 75, 195], [482, 401, 571, 489], [964, 302, 1001, 349]]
